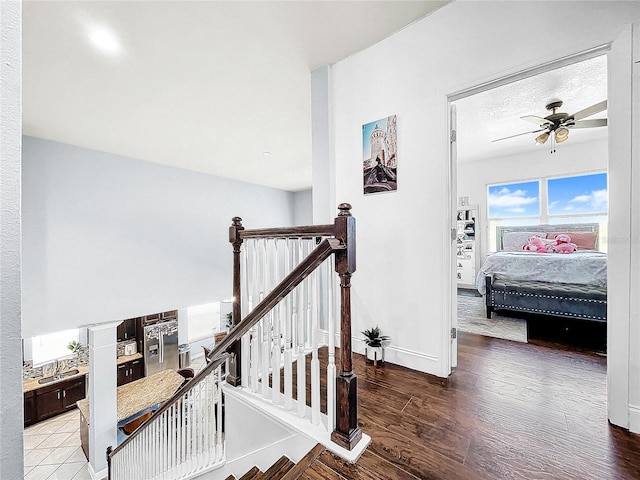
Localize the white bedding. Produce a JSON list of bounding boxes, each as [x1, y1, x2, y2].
[[476, 251, 607, 295]]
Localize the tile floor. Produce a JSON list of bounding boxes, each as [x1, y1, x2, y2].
[[23, 355, 207, 479]]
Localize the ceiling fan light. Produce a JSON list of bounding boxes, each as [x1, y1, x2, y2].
[[555, 127, 569, 143], [535, 132, 549, 144]]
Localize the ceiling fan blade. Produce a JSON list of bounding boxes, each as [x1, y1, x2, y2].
[[571, 100, 607, 120], [521, 115, 552, 127], [492, 128, 546, 143], [571, 118, 607, 128]]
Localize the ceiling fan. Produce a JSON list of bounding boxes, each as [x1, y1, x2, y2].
[[493, 99, 608, 152]]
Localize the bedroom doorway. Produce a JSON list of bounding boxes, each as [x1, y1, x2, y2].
[[448, 51, 612, 375], [445, 25, 634, 434]]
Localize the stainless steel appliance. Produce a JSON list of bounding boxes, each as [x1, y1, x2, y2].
[[143, 319, 179, 376]]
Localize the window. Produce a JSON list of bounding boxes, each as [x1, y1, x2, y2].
[[187, 302, 221, 342], [487, 180, 541, 251], [488, 172, 608, 251], [32, 329, 79, 366]]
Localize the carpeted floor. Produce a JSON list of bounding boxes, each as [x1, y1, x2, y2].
[[457, 292, 528, 343]]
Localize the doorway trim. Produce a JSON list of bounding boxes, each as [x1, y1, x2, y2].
[[445, 35, 633, 429]]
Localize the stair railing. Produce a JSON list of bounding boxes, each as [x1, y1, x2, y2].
[[107, 203, 361, 480], [223, 203, 362, 451], [107, 354, 227, 480]]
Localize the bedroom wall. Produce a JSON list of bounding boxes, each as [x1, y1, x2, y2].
[[326, 1, 638, 379], [22, 136, 296, 338], [457, 138, 608, 260]]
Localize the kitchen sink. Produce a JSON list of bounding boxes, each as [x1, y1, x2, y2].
[[38, 368, 80, 384]]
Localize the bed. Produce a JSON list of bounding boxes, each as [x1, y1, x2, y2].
[[478, 223, 607, 323]]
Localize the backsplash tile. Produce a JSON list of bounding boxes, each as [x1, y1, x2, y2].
[[23, 345, 90, 380]]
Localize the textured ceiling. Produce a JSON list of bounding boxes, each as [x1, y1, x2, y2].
[[455, 54, 608, 163], [22, 0, 448, 192]]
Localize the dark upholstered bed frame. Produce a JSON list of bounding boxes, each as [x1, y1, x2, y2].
[[485, 223, 607, 323]]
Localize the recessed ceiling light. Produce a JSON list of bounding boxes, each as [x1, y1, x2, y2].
[[89, 27, 120, 55], [263, 152, 272, 157]]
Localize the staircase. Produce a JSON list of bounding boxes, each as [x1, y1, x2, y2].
[[107, 205, 368, 480], [226, 444, 325, 480]]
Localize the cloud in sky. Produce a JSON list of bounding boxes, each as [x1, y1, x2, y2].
[[489, 188, 537, 209], [569, 189, 608, 211]]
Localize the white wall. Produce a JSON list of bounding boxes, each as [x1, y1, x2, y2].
[[292, 189, 313, 225], [0, 1, 24, 478], [22, 136, 297, 338], [457, 138, 608, 260], [328, 1, 638, 378]]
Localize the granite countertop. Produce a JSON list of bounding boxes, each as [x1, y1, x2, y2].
[[77, 369, 183, 423], [117, 352, 143, 365], [23, 365, 90, 393]]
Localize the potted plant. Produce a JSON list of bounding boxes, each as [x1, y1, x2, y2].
[[362, 326, 390, 366], [67, 340, 81, 353]]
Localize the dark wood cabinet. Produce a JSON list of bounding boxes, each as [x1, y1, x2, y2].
[[36, 386, 63, 421], [162, 310, 178, 321], [63, 378, 86, 408], [117, 358, 144, 386], [32, 375, 86, 423], [24, 390, 36, 427], [130, 358, 144, 381], [117, 318, 138, 342]]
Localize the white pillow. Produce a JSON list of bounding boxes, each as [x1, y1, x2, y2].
[[501, 231, 545, 251]]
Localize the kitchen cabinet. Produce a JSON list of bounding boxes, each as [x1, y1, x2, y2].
[[117, 318, 138, 342], [24, 390, 36, 427], [117, 358, 144, 386], [34, 375, 86, 422]]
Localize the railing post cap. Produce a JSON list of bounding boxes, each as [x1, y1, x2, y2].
[[338, 203, 352, 216], [232, 216, 243, 226]]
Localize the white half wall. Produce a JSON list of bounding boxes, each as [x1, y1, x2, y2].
[[457, 138, 608, 261], [22, 136, 297, 337], [328, 1, 638, 378]]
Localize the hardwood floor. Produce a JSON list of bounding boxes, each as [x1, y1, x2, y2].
[[311, 332, 640, 480]]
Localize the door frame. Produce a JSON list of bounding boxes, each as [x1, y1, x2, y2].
[[444, 31, 635, 430]]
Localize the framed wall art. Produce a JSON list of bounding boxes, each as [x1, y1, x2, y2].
[[362, 115, 397, 195]]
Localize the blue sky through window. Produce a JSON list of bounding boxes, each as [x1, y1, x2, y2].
[[548, 172, 607, 215], [488, 181, 540, 218]]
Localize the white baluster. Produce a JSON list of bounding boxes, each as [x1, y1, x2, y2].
[[311, 265, 321, 425], [241, 241, 250, 388], [250, 329, 259, 393], [271, 239, 282, 405], [296, 240, 306, 418], [283, 239, 293, 410], [261, 240, 271, 399]]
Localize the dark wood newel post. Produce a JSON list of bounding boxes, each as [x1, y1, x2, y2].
[[227, 216, 244, 386], [331, 203, 363, 450]]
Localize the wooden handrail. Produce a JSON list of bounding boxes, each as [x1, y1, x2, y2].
[[239, 224, 335, 239]]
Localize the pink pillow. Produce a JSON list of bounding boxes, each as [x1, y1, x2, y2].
[[546, 232, 598, 250]]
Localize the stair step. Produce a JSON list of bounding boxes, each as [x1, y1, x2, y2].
[[260, 455, 295, 479], [281, 444, 325, 480], [239, 466, 262, 480], [225, 476, 236, 480]]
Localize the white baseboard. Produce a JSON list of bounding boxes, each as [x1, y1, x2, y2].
[[352, 337, 441, 375], [88, 463, 107, 480], [628, 404, 640, 433]]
